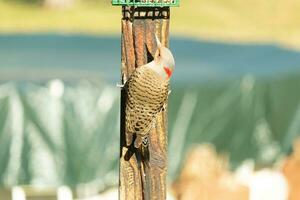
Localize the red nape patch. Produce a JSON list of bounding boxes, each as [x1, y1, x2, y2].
[[163, 66, 173, 78]]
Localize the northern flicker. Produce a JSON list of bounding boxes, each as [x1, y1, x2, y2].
[[124, 36, 175, 155]]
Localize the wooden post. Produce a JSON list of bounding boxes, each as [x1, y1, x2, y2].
[[119, 6, 170, 200]]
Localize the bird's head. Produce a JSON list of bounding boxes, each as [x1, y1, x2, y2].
[[154, 35, 175, 80]]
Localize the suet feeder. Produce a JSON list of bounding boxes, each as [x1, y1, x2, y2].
[[111, 0, 180, 7]]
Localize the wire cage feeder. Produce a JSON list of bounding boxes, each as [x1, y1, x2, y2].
[[111, 0, 180, 7]]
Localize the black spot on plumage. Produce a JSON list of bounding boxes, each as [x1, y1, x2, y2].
[[125, 65, 170, 145]]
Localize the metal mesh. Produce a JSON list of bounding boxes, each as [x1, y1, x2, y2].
[[111, 0, 179, 7]]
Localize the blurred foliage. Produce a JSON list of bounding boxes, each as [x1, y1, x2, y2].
[[1, 73, 300, 186]]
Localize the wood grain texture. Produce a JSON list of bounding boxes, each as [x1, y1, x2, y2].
[[119, 6, 170, 200]]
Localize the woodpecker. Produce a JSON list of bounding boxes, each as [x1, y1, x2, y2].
[[124, 35, 175, 156]]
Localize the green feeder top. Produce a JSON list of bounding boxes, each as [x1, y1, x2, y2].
[[112, 0, 180, 7]]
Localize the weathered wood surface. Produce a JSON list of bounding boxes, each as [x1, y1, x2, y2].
[[119, 6, 170, 200]]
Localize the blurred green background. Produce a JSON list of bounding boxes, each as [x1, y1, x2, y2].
[[1, 0, 300, 199]]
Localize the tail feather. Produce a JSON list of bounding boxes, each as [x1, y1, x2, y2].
[[141, 146, 149, 162], [134, 136, 150, 162], [134, 136, 143, 148]]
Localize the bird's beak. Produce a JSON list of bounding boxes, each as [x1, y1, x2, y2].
[[155, 34, 162, 48], [154, 48, 161, 63]]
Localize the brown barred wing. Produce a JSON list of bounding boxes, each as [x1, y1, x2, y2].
[[125, 65, 169, 147]]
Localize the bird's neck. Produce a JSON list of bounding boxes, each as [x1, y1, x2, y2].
[[147, 61, 168, 79]]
